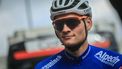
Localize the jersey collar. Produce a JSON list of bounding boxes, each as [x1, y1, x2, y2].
[[64, 45, 91, 62]]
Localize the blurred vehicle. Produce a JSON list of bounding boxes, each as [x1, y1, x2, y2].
[[7, 43, 64, 69], [7, 38, 64, 69], [7, 29, 64, 69], [7, 29, 119, 69]]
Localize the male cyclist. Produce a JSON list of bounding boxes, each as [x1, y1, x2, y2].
[[35, 0, 122, 69]]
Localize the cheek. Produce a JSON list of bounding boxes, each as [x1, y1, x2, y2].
[[74, 25, 86, 38], [76, 24, 84, 33]]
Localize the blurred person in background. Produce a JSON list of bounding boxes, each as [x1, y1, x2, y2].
[[35, 0, 122, 69]]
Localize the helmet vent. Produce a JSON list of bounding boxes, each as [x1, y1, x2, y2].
[[78, 2, 88, 9], [54, 1, 57, 7], [59, 0, 63, 5], [64, 0, 70, 6]]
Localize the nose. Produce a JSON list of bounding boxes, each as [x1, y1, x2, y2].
[[62, 24, 71, 33]]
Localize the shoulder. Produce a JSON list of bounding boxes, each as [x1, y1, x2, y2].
[[34, 50, 64, 69], [89, 45, 122, 68]]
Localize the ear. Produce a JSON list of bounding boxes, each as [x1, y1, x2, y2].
[[85, 17, 92, 31]]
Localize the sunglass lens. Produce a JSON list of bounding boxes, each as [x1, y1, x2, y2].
[[66, 19, 80, 28], [54, 22, 64, 31], [54, 18, 80, 31]]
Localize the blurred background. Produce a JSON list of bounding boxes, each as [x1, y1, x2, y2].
[[0, 0, 122, 69]]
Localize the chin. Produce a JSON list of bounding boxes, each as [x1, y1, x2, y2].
[[63, 42, 82, 52], [62, 40, 83, 46], [63, 42, 78, 47], [60, 38, 82, 47]]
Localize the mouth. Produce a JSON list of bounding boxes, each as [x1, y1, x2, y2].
[[62, 35, 74, 40]]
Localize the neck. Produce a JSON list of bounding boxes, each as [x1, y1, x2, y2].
[[65, 41, 89, 57]]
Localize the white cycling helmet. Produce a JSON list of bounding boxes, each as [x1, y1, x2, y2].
[[50, 0, 92, 20]]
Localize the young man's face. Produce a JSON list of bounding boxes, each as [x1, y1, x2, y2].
[[53, 14, 92, 48]]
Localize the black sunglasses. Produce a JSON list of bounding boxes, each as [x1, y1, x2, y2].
[[53, 18, 84, 31]]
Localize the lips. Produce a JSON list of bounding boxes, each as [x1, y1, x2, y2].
[[62, 35, 74, 40]]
